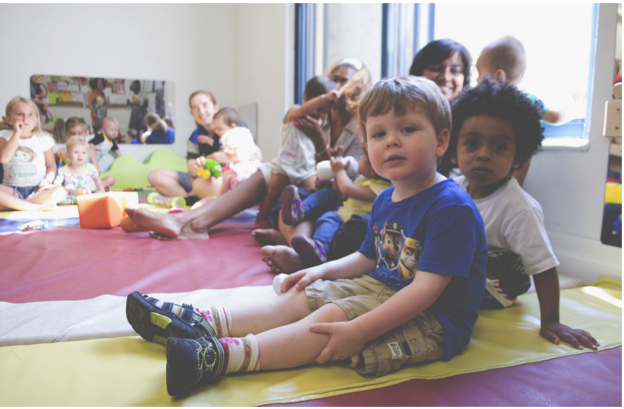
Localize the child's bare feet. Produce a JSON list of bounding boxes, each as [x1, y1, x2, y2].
[[251, 228, 288, 246], [260, 245, 307, 274], [125, 208, 183, 238]]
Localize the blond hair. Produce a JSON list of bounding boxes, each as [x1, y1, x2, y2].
[[2, 97, 44, 134], [144, 113, 168, 133], [220, 127, 256, 163], [66, 135, 90, 154], [358, 76, 451, 140], [327, 61, 373, 115]]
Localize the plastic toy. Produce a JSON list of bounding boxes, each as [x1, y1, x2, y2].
[[197, 159, 222, 179], [147, 192, 186, 209], [76, 192, 139, 229], [316, 156, 358, 181]]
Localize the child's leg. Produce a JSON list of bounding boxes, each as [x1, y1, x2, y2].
[[281, 186, 340, 226], [256, 172, 290, 224], [291, 212, 343, 265], [28, 185, 67, 205], [101, 175, 115, 189], [147, 169, 189, 198], [127, 284, 314, 345], [355, 310, 444, 377], [0, 185, 54, 211], [164, 302, 348, 395]]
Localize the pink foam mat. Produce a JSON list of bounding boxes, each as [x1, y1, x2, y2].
[[0, 221, 274, 303]]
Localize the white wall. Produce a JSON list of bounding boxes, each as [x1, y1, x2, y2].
[[235, 4, 294, 162], [523, 4, 621, 283], [0, 3, 240, 162]]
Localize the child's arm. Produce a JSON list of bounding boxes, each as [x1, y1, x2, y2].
[[38, 148, 57, 189], [286, 90, 340, 123], [311, 270, 452, 365], [280, 252, 377, 293], [93, 174, 105, 193], [533, 267, 599, 350], [331, 157, 377, 201], [0, 123, 23, 164]]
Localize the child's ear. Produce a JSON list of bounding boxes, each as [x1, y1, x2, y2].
[[494, 69, 507, 83], [435, 129, 450, 158]]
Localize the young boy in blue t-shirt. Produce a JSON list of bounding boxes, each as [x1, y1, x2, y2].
[[124, 76, 487, 396]]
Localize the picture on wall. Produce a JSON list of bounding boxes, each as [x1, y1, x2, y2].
[[29, 75, 176, 145]]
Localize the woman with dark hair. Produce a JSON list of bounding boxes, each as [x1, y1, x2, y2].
[[409, 39, 472, 102], [86, 78, 108, 132], [410, 39, 472, 176]]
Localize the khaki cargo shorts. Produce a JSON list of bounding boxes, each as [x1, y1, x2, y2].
[[305, 275, 444, 377]]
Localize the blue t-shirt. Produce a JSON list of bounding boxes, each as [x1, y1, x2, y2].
[[146, 127, 175, 144], [359, 179, 487, 361], [187, 125, 221, 160], [186, 119, 253, 160]]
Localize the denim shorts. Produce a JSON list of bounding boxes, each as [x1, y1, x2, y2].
[[176, 172, 193, 193], [13, 185, 38, 200]]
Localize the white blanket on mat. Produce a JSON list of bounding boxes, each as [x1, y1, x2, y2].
[[0, 285, 276, 347]]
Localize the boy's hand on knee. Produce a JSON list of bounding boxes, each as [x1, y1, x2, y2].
[[281, 268, 323, 293], [540, 320, 599, 350], [310, 322, 365, 364]]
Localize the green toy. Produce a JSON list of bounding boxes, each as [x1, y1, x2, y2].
[[147, 192, 186, 209], [197, 159, 223, 179]]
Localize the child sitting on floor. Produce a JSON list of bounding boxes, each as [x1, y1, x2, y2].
[[449, 78, 598, 350], [58, 116, 115, 190], [254, 76, 340, 228], [54, 136, 105, 203], [218, 127, 262, 195], [125, 76, 487, 396], [0, 97, 66, 211], [280, 150, 391, 266]]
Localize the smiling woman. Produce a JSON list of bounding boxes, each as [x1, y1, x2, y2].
[[409, 39, 472, 102]]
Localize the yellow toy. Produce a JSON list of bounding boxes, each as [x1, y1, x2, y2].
[[197, 159, 222, 179]]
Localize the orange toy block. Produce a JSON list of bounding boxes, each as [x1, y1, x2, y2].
[[76, 192, 139, 229]]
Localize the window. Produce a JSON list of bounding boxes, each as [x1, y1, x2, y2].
[[298, 3, 596, 140], [433, 3, 595, 140]]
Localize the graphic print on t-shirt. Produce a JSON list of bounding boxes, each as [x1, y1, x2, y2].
[[373, 220, 422, 280]]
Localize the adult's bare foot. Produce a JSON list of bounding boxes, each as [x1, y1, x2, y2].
[[260, 245, 307, 274], [124, 208, 183, 238], [252, 228, 288, 246]]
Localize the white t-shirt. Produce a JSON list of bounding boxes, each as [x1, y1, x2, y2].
[[455, 175, 559, 276], [0, 129, 55, 187]]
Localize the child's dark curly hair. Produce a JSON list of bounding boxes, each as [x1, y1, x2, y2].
[[449, 78, 544, 168]]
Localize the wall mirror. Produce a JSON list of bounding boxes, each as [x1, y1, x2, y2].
[[29, 75, 175, 144]]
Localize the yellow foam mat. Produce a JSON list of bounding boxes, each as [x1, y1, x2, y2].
[[0, 278, 621, 406]]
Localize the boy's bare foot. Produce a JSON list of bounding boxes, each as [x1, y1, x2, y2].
[[251, 228, 288, 246], [260, 245, 307, 274]]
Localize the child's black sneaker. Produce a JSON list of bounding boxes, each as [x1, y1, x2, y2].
[[126, 292, 216, 345], [166, 336, 226, 396]]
